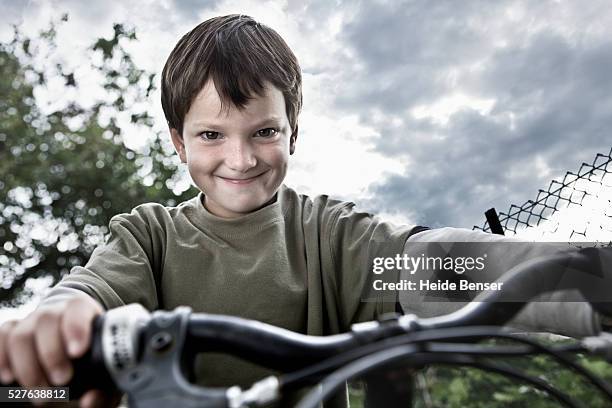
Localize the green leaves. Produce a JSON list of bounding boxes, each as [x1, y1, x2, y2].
[[414, 345, 612, 407], [0, 18, 197, 305], [347, 337, 612, 406], [92, 23, 136, 60]]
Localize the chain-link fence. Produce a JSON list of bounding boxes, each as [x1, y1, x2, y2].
[[474, 147, 612, 243]]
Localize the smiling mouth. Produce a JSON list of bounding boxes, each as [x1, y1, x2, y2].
[[217, 171, 267, 185]]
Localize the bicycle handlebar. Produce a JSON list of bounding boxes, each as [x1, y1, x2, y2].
[[5, 247, 612, 407]]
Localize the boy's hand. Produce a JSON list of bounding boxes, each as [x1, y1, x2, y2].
[[0, 293, 120, 407]]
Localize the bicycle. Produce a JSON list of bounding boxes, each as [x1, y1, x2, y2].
[[7, 247, 612, 407]]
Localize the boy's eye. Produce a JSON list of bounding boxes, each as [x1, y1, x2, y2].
[[256, 128, 278, 137], [199, 131, 221, 140]]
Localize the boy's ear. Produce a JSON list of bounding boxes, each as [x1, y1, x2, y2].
[[289, 125, 298, 155], [170, 127, 187, 163]]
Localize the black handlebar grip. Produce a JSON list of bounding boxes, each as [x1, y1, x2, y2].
[[1, 315, 117, 400], [66, 315, 117, 399]]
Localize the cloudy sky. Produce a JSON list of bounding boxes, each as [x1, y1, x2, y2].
[[2, 0, 612, 230]]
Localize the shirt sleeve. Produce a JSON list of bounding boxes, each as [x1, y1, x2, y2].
[[40, 209, 161, 311], [398, 227, 602, 337], [328, 203, 415, 329]]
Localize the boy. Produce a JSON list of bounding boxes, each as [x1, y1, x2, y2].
[[0, 14, 605, 408]]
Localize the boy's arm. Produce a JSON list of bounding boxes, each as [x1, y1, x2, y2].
[[399, 227, 602, 337], [0, 207, 160, 407], [39, 209, 161, 311]]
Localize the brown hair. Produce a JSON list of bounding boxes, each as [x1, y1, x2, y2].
[[161, 14, 302, 136]]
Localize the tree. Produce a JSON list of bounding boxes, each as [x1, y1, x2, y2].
[[0, 16, 198, 305]]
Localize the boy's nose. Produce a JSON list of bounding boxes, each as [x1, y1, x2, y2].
[[225, 140, 257, 172]]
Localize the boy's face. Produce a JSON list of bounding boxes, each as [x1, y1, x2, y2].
[[170, 80, 297, 218]]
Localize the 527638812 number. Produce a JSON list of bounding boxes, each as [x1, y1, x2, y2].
[[0, 387, 69, 402]]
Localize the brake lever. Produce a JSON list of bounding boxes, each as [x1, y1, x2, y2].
[[103, 305, 229, 408]]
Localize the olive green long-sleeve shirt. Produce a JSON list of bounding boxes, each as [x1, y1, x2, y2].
[[44, 184, 416, 406]]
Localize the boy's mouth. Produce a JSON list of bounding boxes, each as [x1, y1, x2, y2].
[[217, 171, 268, 185]]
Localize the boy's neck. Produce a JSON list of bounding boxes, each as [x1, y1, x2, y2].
[[199, 192, 279, 218]]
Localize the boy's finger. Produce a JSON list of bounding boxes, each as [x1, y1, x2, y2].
[[0, 320, 17, 383], [79, 389, 100, 408], [7, 319, 49, 387], [34, 309, 73, 385], [61, 296, 103, 358], [79, 388, 122, 408]]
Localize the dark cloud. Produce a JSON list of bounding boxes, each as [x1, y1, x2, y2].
[[329, 1, 612, 228], [334, 0, 504, 113]]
